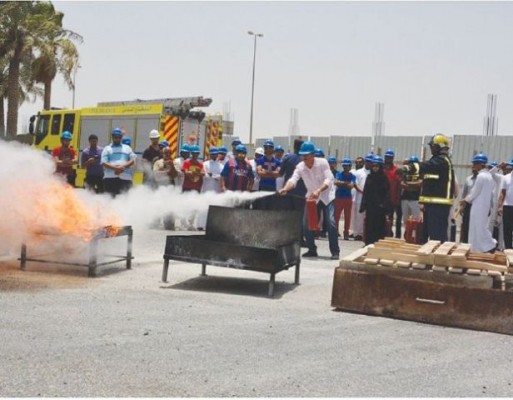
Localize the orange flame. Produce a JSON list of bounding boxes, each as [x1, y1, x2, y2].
[[28, 181, 122, 242]]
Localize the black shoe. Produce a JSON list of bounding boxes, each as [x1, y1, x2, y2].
[[330, 254, 339, 260], [354, 235, 363, 241], [302, 250, 318, 257], [343, 233, 349, 241]]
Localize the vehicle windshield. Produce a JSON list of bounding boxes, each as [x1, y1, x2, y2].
[[34, 115, 50, 145]]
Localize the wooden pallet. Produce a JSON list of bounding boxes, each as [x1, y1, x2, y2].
[[333, 238, 513, 335], [345, 238, 509, 278]]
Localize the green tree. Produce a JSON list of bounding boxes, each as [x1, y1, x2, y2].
[[0, 51, 42, 137], [31, 5, 81, 111], [0, 1, 81, 138]]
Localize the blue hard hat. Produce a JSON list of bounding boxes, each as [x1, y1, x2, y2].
[[409, 155, 420, 163], [341, 157, 352, 166], [364, 152, 375, 162], [472, 153, 488, 164], [274, 145, 284, 152], [189, 145, 200, 153], [231, 138, 242, 146], [159, 140, 169, 148], [384, 149, 395, 157], [508, 159, 513, 167], [372, 155, 384, 165], [235, 144, 247, 154], [112, 128, 123, 136], [122, 136, 132, 145], [263, 139, 274, 148], [328, 156, 337, 163], [218, 146, 228, 154], [61, 131, 72, 140], [209, 146, 219, 155], [298, 141, 316, 155], [314, 148, 325, 157], [489, 161, 498, 168], [180, 144, 191, 153]]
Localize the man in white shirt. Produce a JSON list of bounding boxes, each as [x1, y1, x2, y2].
[[352, 153, 374, 241], [461, 153, 497, 253], [249, 147, 264, 191], [197, 147, 224, 230], [458, 168, 478, 243], [498, 160, 513, 249], [349, 156, 364, 238], [278, 141, 339, 260], [201, 147, 223, 194], [488, 162, 504, 249]]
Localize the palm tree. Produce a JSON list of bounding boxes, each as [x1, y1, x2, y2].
[[31, 6, 82, 110], [0, 61, 7, 137], [0, 1, 81, 138]]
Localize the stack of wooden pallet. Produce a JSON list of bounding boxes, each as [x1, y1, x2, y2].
[[341, 238, 512, 279], [333, 238, 513, 335]]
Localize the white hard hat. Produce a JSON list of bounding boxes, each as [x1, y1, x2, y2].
[[149, 129, 160, 139], [255, 147, 264, 155]]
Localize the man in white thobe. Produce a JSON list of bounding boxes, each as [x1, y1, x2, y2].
[[351, 154, 373, 241], [488, 162, 505, 250], [462, 153, 497, 253], [197, 147, 224, 230]]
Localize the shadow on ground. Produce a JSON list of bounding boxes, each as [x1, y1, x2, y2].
[[161, 274, 299, 299], [0, 260, 129, 291]]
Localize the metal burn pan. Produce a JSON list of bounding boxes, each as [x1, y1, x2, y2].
[[162, 206, 302, 297], [18, 225, 133, 277]]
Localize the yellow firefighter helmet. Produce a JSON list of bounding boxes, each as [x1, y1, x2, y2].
[[428, 133, 449, 148]]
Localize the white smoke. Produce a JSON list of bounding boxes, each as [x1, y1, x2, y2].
[[0, 140, 270, 259], [108, 184, 267, 230]]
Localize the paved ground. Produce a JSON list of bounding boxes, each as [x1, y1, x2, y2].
[[1, 228, 513, 397]]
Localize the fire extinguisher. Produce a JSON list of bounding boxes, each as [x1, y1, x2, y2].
[[306, 199, 319, 232]]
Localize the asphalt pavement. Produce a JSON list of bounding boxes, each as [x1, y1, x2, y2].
[[1, 227, 513, 397]]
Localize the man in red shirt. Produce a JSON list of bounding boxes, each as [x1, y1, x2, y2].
[[383, 149, 403, 238], [52, 131, 78, 186], [180, 145, 205, 231], [181, 145, 205, 193]]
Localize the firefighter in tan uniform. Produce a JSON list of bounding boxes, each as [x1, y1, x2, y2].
[[419, 133, 456, 242]]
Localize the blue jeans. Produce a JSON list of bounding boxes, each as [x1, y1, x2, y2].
[[304, 200, 340, 256]]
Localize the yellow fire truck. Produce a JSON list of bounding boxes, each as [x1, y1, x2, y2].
[[30, 96, 223, 186]]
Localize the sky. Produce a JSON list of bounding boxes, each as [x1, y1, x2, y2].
[[17, 1, 513, 142]]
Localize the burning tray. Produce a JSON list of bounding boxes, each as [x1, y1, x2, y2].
[[18, 225, 133, 277]]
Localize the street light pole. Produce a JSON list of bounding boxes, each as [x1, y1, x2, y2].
[[248, 31, 263, 146]]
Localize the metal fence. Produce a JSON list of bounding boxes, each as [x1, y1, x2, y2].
[[222, 133, 513, 187]]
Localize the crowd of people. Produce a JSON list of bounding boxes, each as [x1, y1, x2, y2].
[[50, 128, 513, 258]]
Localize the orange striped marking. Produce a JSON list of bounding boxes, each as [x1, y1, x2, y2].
[[163, 116, 179, 158]]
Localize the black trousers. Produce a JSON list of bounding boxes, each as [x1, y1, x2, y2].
[[460, 204, 472, 243], [85, 174, 104, 193], [103, 178, 132, 197], [424, 204, 451, 242], [503, 206, 513, 249], [365, 208, 386, 245]]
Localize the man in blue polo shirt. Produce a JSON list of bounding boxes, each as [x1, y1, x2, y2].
[[81, 134, 104, 193], [255, 139, 281, 209], [101, 128, 137, 197]]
